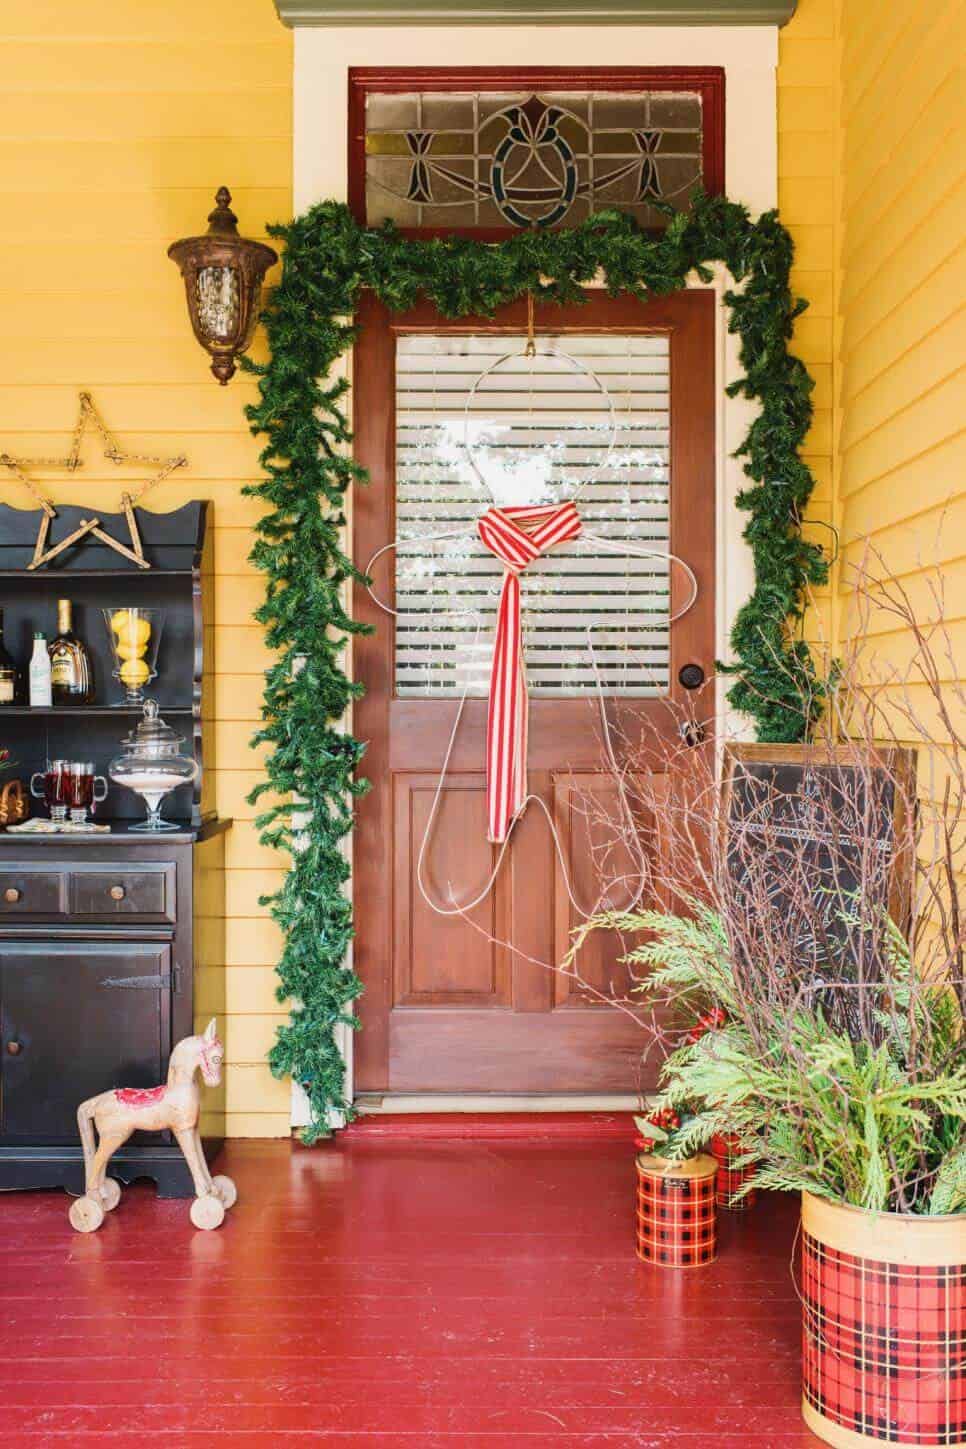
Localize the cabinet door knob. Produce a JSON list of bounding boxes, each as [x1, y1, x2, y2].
[[3, 887, 21, 903], [109, 884, 126, 901], [6, 1040, 22, 1056]]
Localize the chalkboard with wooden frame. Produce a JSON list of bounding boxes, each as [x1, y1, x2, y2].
[[720, 742, 918, 945]]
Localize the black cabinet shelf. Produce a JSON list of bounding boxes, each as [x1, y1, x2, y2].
[[0, 501, 207, 825], [0, 569, 194, 581], [0, 706, 195, 718]]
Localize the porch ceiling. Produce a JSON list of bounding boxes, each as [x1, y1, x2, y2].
[[274, 0, 797, 26]]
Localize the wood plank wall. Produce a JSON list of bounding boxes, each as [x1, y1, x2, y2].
[[777, 0, 838, 666], [837, 0, 966, 676], [0, 0, 294, 1137], [0, 0, 884, 1135]]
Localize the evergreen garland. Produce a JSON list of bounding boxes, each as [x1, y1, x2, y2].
[[244, 192, 827, 1139]]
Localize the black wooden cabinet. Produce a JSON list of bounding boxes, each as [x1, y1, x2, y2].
[[0, 501, 228, 1197]]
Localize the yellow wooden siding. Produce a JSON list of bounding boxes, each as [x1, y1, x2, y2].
[[778, 0, 840, 663], [0, 0, 293, 1137], [14, 0, 949, 1133], [837, 0, 966, 665]]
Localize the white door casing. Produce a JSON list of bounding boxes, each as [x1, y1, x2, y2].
[[289, 25, 779, 1125]]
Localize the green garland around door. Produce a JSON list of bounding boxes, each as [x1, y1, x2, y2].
[[244, 192, 827, 1139]]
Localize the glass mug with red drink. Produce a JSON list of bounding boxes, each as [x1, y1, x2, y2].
[[29, 759, 69, 823], [30, 759, 108, 824], [65, 761, 108, 823]]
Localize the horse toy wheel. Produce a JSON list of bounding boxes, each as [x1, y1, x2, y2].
[[69, 1196, 105, 1234], [69, 1020, 234, 1233], [190, 1193, 225, 1231], [211, 1174, 237, 1209], [100, 1178, 122, 1211]]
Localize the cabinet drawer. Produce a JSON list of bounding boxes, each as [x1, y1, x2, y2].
[[69, 863, 176, 923], [0, 868, 68, 917]]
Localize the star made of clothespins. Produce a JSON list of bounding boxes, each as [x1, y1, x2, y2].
[[0, 392, 188, 570]]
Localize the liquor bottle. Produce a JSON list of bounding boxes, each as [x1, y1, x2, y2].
[[49, 599, 95, 705], [29, 633, 53, 707], [0, 608, 24, 705]]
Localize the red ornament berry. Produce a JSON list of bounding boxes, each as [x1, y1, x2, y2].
[[687, 1005, 727, 1043], [635, 1105, 680, 1151]]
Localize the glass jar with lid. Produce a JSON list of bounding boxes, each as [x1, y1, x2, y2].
[[108, 700, 197, 832]]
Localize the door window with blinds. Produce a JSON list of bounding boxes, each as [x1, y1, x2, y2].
[[394, 332, 672, 698]]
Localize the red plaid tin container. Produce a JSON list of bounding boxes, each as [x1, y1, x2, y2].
[[635, 1153, 717, 1267], [711, 1132, 757, 1211], [801, 1191, 966, 1448]]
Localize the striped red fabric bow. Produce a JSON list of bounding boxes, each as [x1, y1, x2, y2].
[[476, 502, 583, 843]]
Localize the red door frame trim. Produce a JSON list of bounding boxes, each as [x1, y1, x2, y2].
[[348, 65, 725, 236]]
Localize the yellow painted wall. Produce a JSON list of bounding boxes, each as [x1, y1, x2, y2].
[[779, 0, 964, 711], [0, 0, 293, 1136], [777, 0, 838, 663], [5, 0, 918, 1133], [836, 0, 966, 665]]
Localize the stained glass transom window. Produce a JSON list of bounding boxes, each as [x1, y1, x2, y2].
[[364, 90, 705, 231], [393, 333, 672, 698]]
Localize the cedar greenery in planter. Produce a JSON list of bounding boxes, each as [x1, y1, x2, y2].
[[622, 906, 965, 1216], [243, 192, 827, 1138]]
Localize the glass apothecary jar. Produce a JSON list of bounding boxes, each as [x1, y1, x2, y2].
[[108, 700, 197, 832]]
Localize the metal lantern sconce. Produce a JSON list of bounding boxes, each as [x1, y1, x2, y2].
[[167, 187, 277, 385]]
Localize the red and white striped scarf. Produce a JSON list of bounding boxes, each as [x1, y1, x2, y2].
[[476, 502, 582, 843]]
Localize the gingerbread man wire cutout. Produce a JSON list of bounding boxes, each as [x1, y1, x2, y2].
[[0, 392, 188, 570], [365, 299, 700, 917]]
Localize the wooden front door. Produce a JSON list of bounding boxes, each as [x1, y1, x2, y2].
[[353, 289, 715, 1097]]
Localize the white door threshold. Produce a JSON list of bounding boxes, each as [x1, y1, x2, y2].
[[353, 1093, 648, 1114]]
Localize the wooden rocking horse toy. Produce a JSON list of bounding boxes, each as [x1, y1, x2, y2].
[[69, 1019, 237, 1233]]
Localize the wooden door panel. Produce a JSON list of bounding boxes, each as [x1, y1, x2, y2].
[[551, 773, 653, 1009], [389, 1008, 651, 1094], [390, 697, 673, 767], [393, 773, 511, 1007]]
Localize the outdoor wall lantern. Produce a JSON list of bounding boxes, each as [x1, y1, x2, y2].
[[167, 187, 278, 385]]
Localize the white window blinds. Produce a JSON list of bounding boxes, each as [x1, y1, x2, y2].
[[394, 332, 672, 698]]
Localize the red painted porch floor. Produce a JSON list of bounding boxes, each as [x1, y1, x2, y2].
[[0, 1135, 822, 1445]]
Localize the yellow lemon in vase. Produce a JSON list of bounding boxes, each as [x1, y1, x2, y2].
[[115, 638, 144, 661], [111, 610, 151, 653], [119, 657, 151, 689]]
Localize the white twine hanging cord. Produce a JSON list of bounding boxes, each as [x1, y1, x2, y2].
[[363, 327, 700, 920]]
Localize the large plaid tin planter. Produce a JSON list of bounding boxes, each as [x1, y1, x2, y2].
[[710, 1132, 757, 1211], [801, 1192, 966, 1448], [635, 1153, 717, 1267]]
